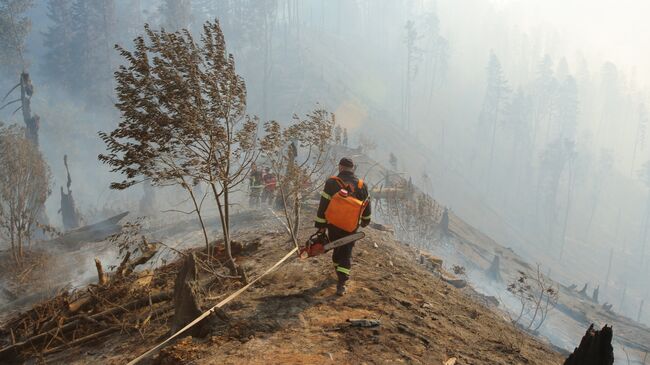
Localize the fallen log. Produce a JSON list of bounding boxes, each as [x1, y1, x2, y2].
[[45, 212, 129, 250]]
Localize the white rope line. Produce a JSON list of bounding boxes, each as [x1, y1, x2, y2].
[[268, 207, 292, 235], [127, 246, 299, 365]]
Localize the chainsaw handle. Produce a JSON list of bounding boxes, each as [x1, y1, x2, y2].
[[309, 231, 330, 243]]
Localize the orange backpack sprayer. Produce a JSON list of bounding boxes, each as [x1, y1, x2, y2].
[[324, 176, 368, 233]]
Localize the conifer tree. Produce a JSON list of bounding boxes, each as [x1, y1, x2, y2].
[[70, 0, 116, 102], [479, 51, 510, 181], [42, 0, 75, 89], [0, 0, 32, 75]]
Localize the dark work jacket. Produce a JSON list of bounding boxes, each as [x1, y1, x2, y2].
[[314, 170, 372, 230]]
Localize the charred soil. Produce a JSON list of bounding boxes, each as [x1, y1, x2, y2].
[[0, 215, 566, 365]]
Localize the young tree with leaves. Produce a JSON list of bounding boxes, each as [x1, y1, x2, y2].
[[99, 20, 258, 272], [259, 108, 335, 247], [0, 124, 51, 264]]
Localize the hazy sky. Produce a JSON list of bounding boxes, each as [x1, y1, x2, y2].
[[493, 0, 650, 80]]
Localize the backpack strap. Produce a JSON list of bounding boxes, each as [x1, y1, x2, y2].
[[330, 176, 345, 189], [330, 176, 357, 193]]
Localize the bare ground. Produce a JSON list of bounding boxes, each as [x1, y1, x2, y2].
[[28, 223, 564, 365]]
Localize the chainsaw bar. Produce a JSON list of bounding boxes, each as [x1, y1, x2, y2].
[[323, 231, 365, 251]]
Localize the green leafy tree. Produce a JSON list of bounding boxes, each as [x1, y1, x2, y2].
[[99, 20, 258, 272]]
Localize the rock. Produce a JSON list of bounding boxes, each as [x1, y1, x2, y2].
[[419, 253, 443, 271], [347, 318, 381, 328], [370, 223, 394, 233], [444, 358, 457, 365], [441, 274, 467, 289]]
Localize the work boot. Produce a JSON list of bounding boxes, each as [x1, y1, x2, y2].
[[336, 282, 347, 296]]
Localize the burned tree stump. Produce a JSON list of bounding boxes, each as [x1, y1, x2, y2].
[[486, 255, 502, 282], [171, 253, 211, 337], [564, 324, 614, 365], [440, 207, 450, 235], [59, 155, 82, 231]]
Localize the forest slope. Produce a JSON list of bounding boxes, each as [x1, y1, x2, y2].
[[19, 218, 563, 365]]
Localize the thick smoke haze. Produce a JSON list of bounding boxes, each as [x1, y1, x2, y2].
[[1, 0, 649, 362]]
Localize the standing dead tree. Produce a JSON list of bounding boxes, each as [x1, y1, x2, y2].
[[259, 108, 335, 247], [99, 20, 258, 273], [59, 154, 82, 231], [2, 72, 39, 146], [0, 0, 39, 146], [0, 124, 51, 264]]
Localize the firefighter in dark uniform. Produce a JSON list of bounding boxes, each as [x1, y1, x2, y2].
[[314, 157, 371, 296]]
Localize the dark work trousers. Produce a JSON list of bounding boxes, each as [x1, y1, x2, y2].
[[328, 226, 356, 285]]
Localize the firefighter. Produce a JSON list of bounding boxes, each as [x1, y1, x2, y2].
[[261, 167, 277, 205], [314, 157, 371, 296], [248, 163, 263, 208]]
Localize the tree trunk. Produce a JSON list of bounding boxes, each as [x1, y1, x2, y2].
[[604, 248, 613, 291], [563, 324, 614, 365], [487, 99, 500, 187], [559, 164, 575, 260], [486, 255, 502, 282], [642, 192, 650, 268], [171, 253, 211, 338], [185, 183, 210, 257], [584, 188, 601, 239], [210, 182, 236, 273]]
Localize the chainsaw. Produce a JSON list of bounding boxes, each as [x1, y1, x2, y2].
[[298, 231, 365, 259]]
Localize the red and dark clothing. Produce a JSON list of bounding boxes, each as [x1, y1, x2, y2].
[[314, 170, 371, 284]]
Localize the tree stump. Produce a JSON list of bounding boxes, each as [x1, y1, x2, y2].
[[171, 253, 210, 337], [486, 255, 502, 282], [564, 324, 614, 365], [440, 208, 450, 235]]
